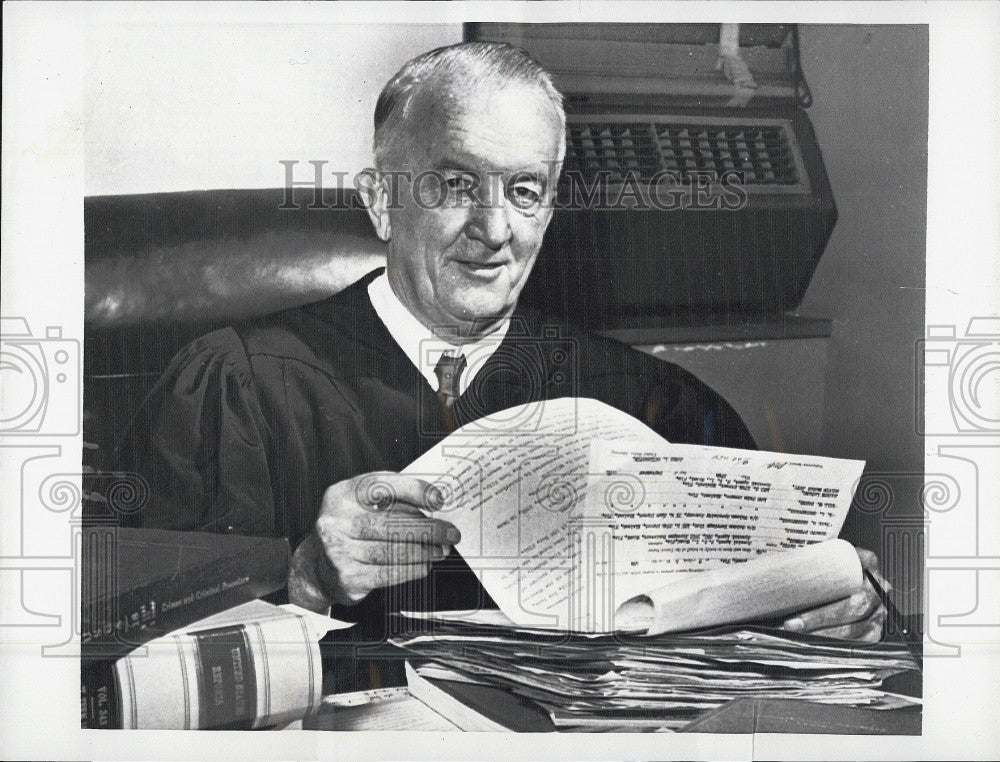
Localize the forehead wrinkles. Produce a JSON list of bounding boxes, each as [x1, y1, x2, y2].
[[405, 82, 563, 172]]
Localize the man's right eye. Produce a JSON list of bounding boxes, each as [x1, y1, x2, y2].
[[443, 174, 476, 193]]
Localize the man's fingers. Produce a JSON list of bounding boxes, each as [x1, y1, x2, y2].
[[856, 547, 892, 592], [811, 609, 887, 642], [352, 472, 446, 512], [351, 538, 451, 566], [318, 472, 462, 544], [338, 561, 432, 601], [783, 583, 881, 632], [809, 620, 880, 642], [311, 472, 459, 603], [856, 547, 878, 570], [341, 510, 461, 545]]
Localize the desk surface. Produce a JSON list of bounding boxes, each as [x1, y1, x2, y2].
[[303, 688, 459, 732]]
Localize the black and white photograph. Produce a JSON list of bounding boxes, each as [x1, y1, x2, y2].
[[1, 3, 998, 760]]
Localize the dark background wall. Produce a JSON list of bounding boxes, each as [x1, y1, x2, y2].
[[796, 26, 927, 579]]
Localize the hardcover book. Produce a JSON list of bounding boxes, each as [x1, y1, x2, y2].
[[80, 527, 290, 728]]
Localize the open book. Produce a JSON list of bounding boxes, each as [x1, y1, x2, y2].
[[404, 398, 866, 634]]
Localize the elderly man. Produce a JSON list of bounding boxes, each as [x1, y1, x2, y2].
[[123, 42, 885, 688]]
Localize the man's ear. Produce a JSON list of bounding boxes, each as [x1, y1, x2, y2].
[[357, 169, 392, 242]]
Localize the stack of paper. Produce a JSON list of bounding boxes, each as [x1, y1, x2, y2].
[[392, 617, 920, 731]]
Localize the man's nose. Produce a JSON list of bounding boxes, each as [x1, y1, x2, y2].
[[464, 197, 513, 250]]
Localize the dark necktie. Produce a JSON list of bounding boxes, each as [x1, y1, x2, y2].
[[433, 352, 467, 433]]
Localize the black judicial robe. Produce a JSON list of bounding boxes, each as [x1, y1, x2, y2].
[[120, 268, 756, 688]]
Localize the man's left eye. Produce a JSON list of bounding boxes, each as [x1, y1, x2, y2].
[[507, 183, 542, 211]]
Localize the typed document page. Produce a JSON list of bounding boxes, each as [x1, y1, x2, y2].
[[405, 398, 865, 632], [585, 440, 865, 605], [404, 397, 658, 629]]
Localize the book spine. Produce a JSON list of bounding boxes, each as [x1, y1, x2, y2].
[[114, 614, 321, 729], [81, 658, 121, 729], [81, 537, 289, 658]]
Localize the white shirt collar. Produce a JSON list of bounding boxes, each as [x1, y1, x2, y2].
[[367, 272, 509, 395]]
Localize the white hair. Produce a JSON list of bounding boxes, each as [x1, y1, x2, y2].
[[373, 41, 566, 170]]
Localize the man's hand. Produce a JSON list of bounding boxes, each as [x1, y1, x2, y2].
[[288, 472, 460, 611], [780, 547, 888, 642]]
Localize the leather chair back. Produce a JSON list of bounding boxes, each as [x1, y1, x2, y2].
[[85, 188, 385, 468]]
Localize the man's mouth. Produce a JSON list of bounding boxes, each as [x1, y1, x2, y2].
[[454, 259, 508, 277]]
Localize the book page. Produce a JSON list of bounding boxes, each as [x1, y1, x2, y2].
[[404, 398, 658, 630], [583, 440, 866, 606]]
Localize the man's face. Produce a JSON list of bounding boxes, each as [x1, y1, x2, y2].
[[378, 83, 564, 338]]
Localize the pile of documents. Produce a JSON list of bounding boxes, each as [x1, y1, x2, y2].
[[393, 617, 921, 731], [395, 398, 920, 731]]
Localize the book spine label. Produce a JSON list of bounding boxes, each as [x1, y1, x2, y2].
[[81, 658, 120, 729], [114, 611, 320, 729], [194, 625, 258, 729]]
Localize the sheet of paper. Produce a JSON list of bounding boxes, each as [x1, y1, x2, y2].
[[404, 398, 658, 630], [174, 599, 290, 631], [168, 599, 355, 639], [279, 603, 357, 639], [305, 690, 458, 731], [401, 609, 517, 627], [395, 625, 920, 721], [405, 397, 864, 632], [584, 440, 865, 604]]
